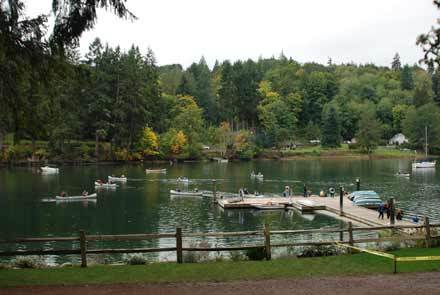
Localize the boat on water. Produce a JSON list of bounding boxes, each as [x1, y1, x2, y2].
[[395, 171, 410, 177], [94, 181, 118, 188], [177, 177, 189, 183], [218, 159, 228, 163], [145, 168, 167, 173], [412, 126, 436, 169], [252, 203, 285, 210], [250, 171, 264, 180], [347, 190, 378, 201], [170, 190, 203, 196], [55, 193, 97, 200], [40, 166, 59, 174], [108, 175, 127, 182]]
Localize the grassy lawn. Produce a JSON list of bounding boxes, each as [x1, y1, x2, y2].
[[1, 247, 440, 287], [278, 144, 415, 158]]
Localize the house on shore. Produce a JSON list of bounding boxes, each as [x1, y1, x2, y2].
[[389, 133, 408, 145]]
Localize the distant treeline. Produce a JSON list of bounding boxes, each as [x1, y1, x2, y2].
[[2, 36, 440, 162]]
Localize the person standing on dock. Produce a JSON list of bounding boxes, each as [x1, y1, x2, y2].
[[378, 203, 385, 219]]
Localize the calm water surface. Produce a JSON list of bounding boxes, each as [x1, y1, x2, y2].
[[1, 159, 439, 263]]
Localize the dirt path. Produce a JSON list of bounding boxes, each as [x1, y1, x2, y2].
[[2, 272, 440, 295]]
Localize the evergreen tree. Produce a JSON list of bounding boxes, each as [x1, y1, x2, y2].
[[391, 53, 401, 71], [400, 65, 414, 90], [432, 69, 440, 105], [321, 104, 341, 147]]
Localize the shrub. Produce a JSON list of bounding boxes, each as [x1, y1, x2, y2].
[[124, 254, 148, 265], [183, 241, 211, 263], [14, 256, 43, 269], [245, 247, 266, 261], [229, 251, 247, 262], [298, 245, 343, 258]]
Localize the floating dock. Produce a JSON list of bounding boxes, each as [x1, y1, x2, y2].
[[217, 195, 414, 227]]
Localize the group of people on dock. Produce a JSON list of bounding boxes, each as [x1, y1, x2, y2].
[[378, 202, 405, 221]]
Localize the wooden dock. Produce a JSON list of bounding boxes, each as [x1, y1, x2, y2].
[[217, 195, 414, 227]]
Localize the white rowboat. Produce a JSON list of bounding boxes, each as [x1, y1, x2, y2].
[[170, 190, 203, 196], [41, 166, 59, 174], [108, 176, 127, 182], [146, 168, 167, 173], [55, 193, 97, 200], [94, 181, 118, 188]]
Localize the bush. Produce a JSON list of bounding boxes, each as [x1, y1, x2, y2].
[[229, 251, 247, 262], [298, 245, 343, 258], [124, 254, 148, 265], [14, 256, 43, 269], [183, 241, 211, 263], [245, 247, 266, 261]]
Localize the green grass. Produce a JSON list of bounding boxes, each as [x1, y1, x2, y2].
[[277, 144, 415, 159], [1, 247, 440, 287]]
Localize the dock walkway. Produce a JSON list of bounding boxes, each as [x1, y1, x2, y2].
[[217, 195, 414, 227]]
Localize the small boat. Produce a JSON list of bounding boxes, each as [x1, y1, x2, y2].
[[170, 190, 203, 196], [349, 190, 382, 208], [250, 172, 264, 180], [108, 175, 127, 182], [94, 181, 118, 188], [252, 203, 285, 210], [412, 126, 436, 169], [353, 198, 383, 209], [41, 166, 59, 174], [218, 159, 228, 163], [297, 199, 316, 207], [146, 168, 167, 173], [412, 161, 436, 169], [177, 177, 189, 183], [347, 190, 378, 201], [395, 171, 410, 177], [55, 193, 97, 200]]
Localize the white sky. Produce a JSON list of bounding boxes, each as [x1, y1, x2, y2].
[[25, 0, 439, 68]]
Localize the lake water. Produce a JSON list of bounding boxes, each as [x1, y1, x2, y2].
[[0, 159, 439, 264]]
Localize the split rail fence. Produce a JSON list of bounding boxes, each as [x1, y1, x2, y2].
[[1, 217, 439, 272]]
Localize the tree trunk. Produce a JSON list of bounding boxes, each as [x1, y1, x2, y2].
[[95, 132, 99, 160]]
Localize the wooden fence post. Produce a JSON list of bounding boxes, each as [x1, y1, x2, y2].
[[303, 184, 307, 198], [176, 227, 183, 263], [264, 223, 271, 260], [424, 216, 431, 248], [79, 230, 87, 267], [339, 186, 344, 216], [348, 222, 354, 254], [393, 256, 397, 274]]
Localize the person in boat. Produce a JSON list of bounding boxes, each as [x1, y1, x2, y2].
[[412, 215, 419, 223], [121, 174, 125, 178], [82, 191, 88, 196], [176, 188, 181, 192], [243, 188, 249, 195], [194, 188, 198, 192], [97, 179, 103, 184], [60, 191, 66, 198]]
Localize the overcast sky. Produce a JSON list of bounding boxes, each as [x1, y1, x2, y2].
[[26, 0, 439, 68]]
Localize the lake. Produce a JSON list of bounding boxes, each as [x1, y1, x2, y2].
[[0, 159, 439, 264]]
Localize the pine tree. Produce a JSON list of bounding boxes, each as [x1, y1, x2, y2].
[[391, 53, 401, 71], [400, 65, 414, 90], [321, 104, 341, 148]]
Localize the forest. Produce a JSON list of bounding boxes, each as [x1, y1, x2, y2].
[[2, 0, 440, 162]]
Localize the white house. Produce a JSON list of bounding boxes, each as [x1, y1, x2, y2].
[[389, 133, 408, 145]]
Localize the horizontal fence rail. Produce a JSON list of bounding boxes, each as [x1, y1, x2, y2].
[[1, 220, 439, 268]]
